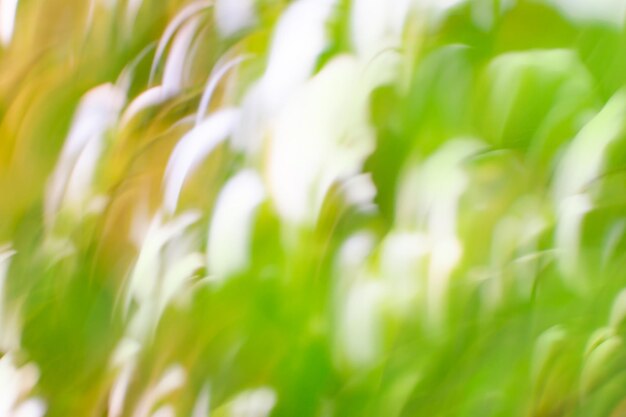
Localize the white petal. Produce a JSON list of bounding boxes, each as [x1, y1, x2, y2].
[[58, 84, 125, 163], [230, 387, 277, 417], [549, 0, 626, 26], [232, 0, 336, 155], [395, 139, 483, 326], [553, 90, 626, 202], [339, 174, 377, 208], [191, 384, 211, 417], [110, 338, 141, 368], [414, 0, 467, 20], [338, 232, 376, 271], [64, 131, 103, 209], [12, 398, 46, 417], [0, 355, 38, 415], [554, 194, 592, 290], [0, 0, 18, 47], [0, 246, 15, 331], [380, 231, 428, 313], [427, 237, 462, 328], [126, 210, 200, 311], [45, 83, 125, 229], [351, 0, 409, 58], [161, 17, 201, 96], [163, 108, 240, 214], [267, 56, 372, 224], [0, 354, 19, 414], [230, 82, 266, 154], [207, 170, 266, 280], [215, 0, 256, 37], [341, 279, 386, 366], [108, 364, 134, 417], [134, 365, 186, 417], [158, 251, 204, 314], [261, 0, 336, 109], [124, 0, 144, 30], [0, 247, 16, 351], [151, 365, 186, 401], [414, 138, 484, 238], [150, 405, 175, 417], [196, 55, 251, 126], [150, 0, 212, 83], [120, 86, 167, 127]]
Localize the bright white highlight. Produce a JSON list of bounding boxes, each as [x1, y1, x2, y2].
[[45, 83, 126, 230], [196, 55, 251, 126], [150, 0, 212, 84], [125, 211, 201, 340], [341, 279, 386, 366], [554, 91, 626, 202], [229, 387, 277, 417], [232, 0, 336, 154], [133, 365, 186, 417], [215, 0, 256, 37], [549, 0, 626, 26], [163, 108, 240, 214], [207, 170, 266, 280], [0, 0, 18, 47], [0, 355, 44, 417], [554, 194, 592, 291], [351, 0, 411, 58], [267, 56, 373, 224]]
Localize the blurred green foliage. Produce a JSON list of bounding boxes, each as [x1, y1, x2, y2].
[[1, 0, 626, 416]]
